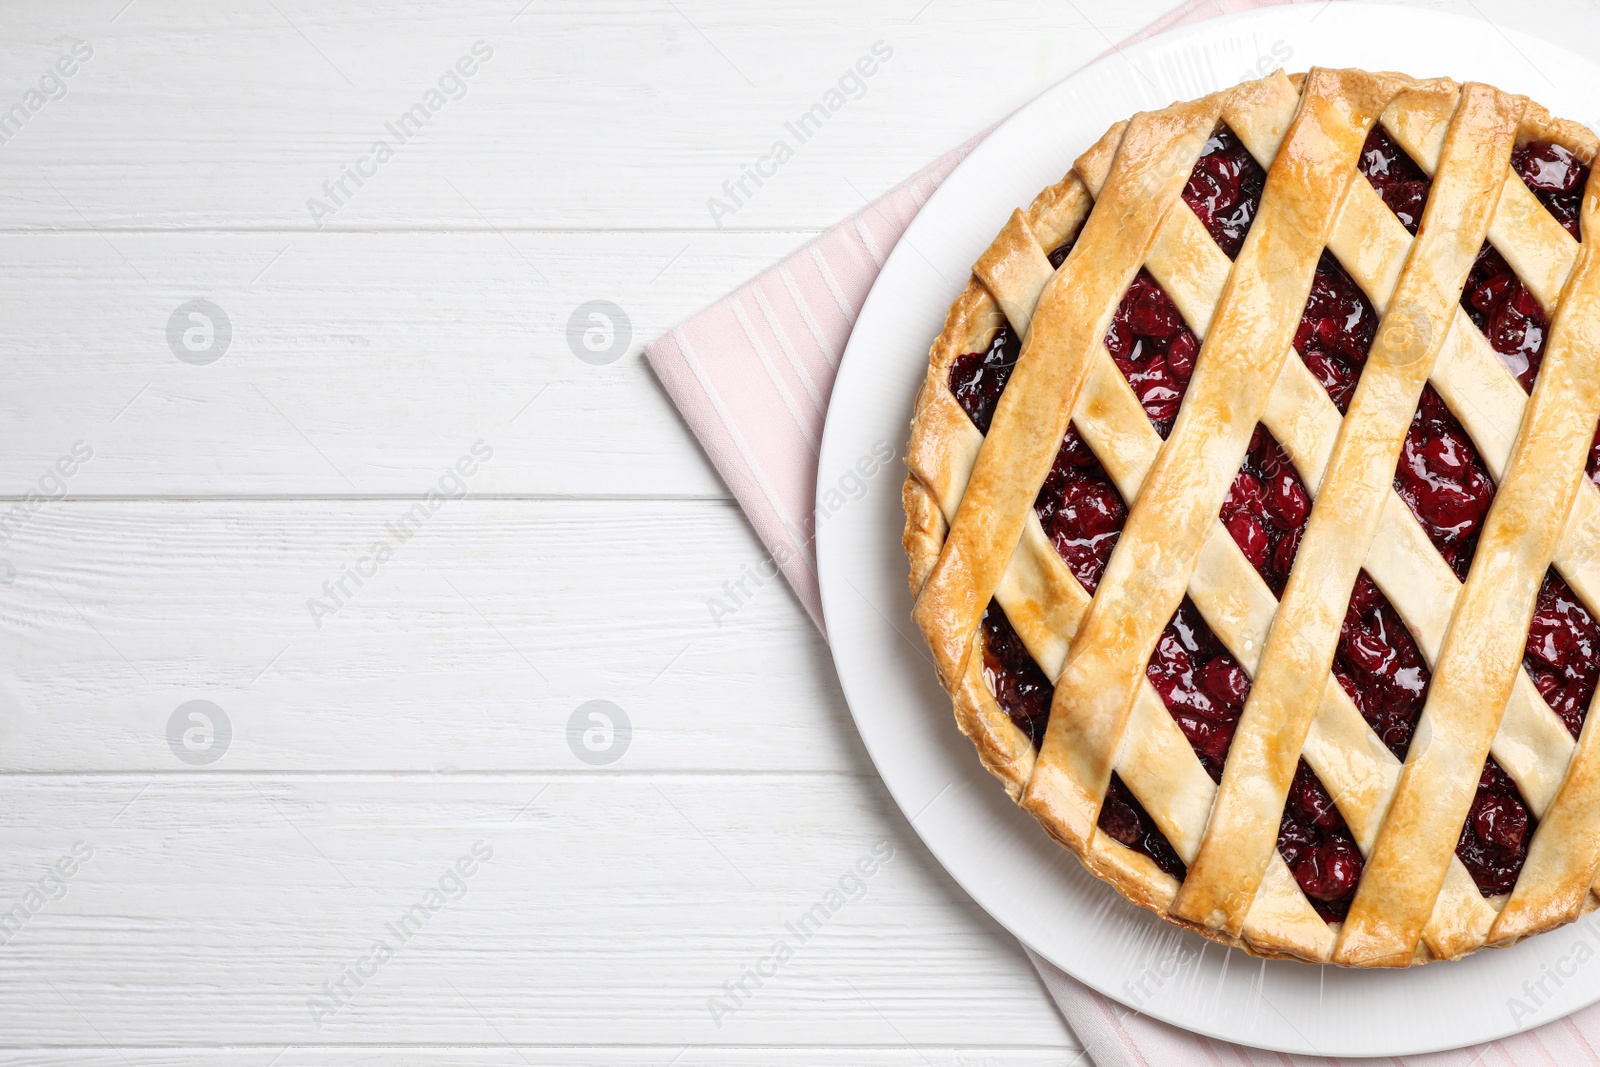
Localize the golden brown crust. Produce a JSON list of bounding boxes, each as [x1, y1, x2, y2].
[[1185, 80, 1522, 952], [901, 68, 1600, 966]]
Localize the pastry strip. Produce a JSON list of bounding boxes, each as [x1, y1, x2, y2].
[[909, 89, 1344, 957], [1173, 83, 1523, 938], [1026, 69, 1403, 854], [910, 99, 1222, 688], [1338, 156, 1600, 966]]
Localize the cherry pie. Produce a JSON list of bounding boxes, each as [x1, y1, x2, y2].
[[903, 69, 1600, 966]]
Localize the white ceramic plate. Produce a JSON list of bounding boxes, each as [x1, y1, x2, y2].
[[816, 3, 1600, 1056]]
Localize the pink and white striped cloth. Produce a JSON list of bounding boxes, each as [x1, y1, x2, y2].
[[644, 1, 1600, 1061]]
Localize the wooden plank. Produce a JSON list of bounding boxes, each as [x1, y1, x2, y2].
[[0, 1050, 1080, 1065], [0, 775, 1074, 1048], [0, 0, 1153, 231], [0, 231, 846, 498], [0, 499, 917, 772]]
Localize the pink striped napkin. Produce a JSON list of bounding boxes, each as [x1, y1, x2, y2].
[[645, 1, 1600, 1061]]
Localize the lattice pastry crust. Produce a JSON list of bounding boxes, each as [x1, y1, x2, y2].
[[904, 68, 1600, 965]]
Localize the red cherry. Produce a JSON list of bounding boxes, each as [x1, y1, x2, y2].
[[947, 325, 1021, 434], [1199, 716, 1236, 770], [1150, 628, 1193, 677], [1223, 508, 1269, 568], [1488, 290, 1545, 358], [1382, 181, 1430, 233], [1124, 275, 1185, 340], [1471, 791, 1529, 852], [1133, 365, 1183, 426], [1166, 331, 1198, 383], [1098, 788, 1142, 846], [1359, 127, 1432, 236], [1269, 522, 1303, 582], [1344, 623, 1398, 680], [1468, 271, 1511, 313], [1199, 656, 1250, 709], [1266, 472, 1310, 531], [1278, 818, 1313, 867], [1061, 480, 1125, 539], [1302, 349, 1359, 412], [978, 603, 1055, 746], [1057, 427, 1099, 467], [1515, 141, 1584, 194], [1295, 836, 1363, 902], [1225, 471, 1265, 514], [1346, 572, 1382, 619], [1548, 195, 1583, 240], [1289, 768, 1342, 831]]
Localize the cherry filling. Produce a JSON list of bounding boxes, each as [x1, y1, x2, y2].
[[1147, 599, 1247, 781], [1515, 140, 1588, 241], [1047, 236, 1077, 270], [1277, 762, 1364, 922], [1333, 490, 1545, 899], [1100, 774, 1187, 879], [950, 327, 1130, 595], [1034, 428, 1126, 593], [1358, 126, 1431, 235], [1103, 271, 1200, 438], [1472, 144, 1600, 491], [1457, 759, 1535, 896], [1454, 143, 1589, 397], [949, 324, 1020, 434], [977, 600, 1186, 877], [1181, 124, 1267, 259], [1335, 572, 1429, 759], [947, 133, 1600, 904], [1144, 599, 1363, 919], [1294, 252, 1379, 415], [947, 235, 1082, 432], [979, 600, 1053, 749], [1222, 426, 1310, 596], [1523, 570, 1600, 739], [1395, 386, 1496, 581], [1461, 245, 1548, 393]]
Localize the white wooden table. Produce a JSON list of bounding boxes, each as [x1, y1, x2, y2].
[[1, 1, 1588, 1062]]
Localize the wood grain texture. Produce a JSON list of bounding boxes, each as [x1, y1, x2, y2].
[[6, 0, 1590, 1058], [0, 499, 866, 772], [0, 231, 823, 498], [0, 2, 1194, 233], [0, 777, 1070, 1047], [0, 1052, 1079, 1066]]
